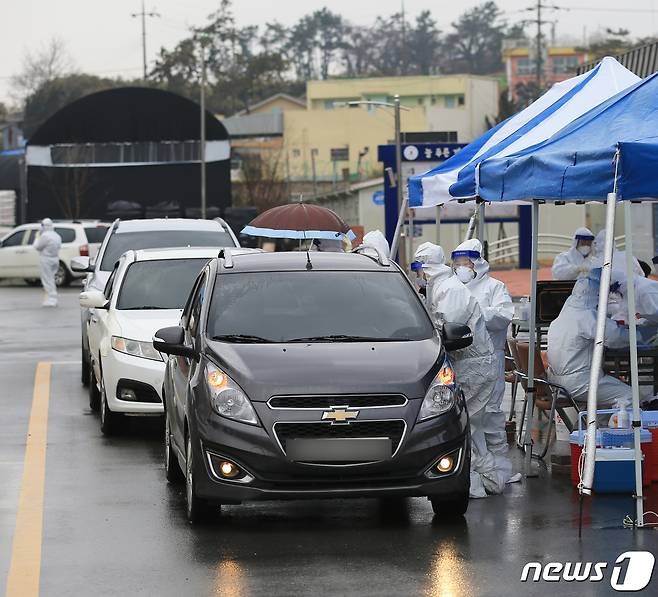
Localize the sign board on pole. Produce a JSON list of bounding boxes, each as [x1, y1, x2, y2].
[[330, 147, 349, 162]]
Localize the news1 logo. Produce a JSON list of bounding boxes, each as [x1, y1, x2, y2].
[[520, 551, 655, 591]]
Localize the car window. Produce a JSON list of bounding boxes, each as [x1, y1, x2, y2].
[[54, 227, 76, 243], [104, 267, 118, 300], [84, 226, 109, 244], [2, 231, 25, 247], [207, 271, 434, 342], [26, 230, 38, 245], [188, 274, 207, 337], [100, 230, 234, 270], [116, 259, 210, 310]]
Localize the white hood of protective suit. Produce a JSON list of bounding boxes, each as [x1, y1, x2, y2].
[[452, 239, 513, 351], [547, 269, 629, 397], [361, 230, 390, 258]]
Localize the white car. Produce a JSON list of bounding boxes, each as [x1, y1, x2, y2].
[[0, 220, 109, 286], [80, 247, 227, 435], [73, 217, 239, 388]]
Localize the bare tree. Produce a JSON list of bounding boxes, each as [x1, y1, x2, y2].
[[11, 38, 74, 103]]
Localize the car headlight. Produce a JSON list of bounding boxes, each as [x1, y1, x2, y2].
[[111, 336, 163, 361], [205, 363, 259, 426], [418, 362, 456, 421]]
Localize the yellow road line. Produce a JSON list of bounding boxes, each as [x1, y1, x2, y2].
[[5, 362, 51, 597]]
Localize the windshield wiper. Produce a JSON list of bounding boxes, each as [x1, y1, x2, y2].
[[211, 334, 274, 344], [122, 305, 168, 310], [287, 334, 407, 343]]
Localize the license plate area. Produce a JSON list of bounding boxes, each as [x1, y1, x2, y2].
[[286, 437, 392, 462]]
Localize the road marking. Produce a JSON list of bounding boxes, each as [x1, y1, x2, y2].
[[5, 362, 51, 597]]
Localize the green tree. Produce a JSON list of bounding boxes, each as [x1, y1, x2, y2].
[[442, 1, 506, 75]]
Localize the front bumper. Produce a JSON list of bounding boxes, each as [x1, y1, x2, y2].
[[190, 398, 469, 503], [103, 349, 165, 414]]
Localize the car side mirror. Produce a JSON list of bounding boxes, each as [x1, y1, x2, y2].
[[442, 322, 473, 351], [79, 289, 109, 309], [153, 326, 197, 359], [71, 256, 93, 273]]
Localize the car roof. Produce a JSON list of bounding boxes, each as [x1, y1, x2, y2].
[[217, 251, 394, 273], [130, 247, 261, 262], [115, 218, 225, 233]]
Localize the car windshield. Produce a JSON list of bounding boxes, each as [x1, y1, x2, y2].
[[101, 230, 234, 270], [84, 226, 109, 243], [206, 271, 434, 342], [116, 258, 210, 310]]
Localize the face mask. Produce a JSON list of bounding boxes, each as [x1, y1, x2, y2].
[[455, 266, 474, 284], [577, 245, 591, 257]]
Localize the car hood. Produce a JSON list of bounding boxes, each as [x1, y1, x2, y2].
[[114, 310, 182, 341], [206, 337, 443, 401]]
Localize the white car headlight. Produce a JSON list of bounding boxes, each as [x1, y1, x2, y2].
[[206, 363, 259, 426], [418, 362, 456, 422], [111, 336, 163, 361]]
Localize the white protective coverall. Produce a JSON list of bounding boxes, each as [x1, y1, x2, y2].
[[34, 218, 62, 307], [552, 227, 596, 280], [452, 239, 514, 462], [414, 242, 507, 498], [361, 230, 390, 258], [547, 271, 632, 410], [592, 230, 643, 277]]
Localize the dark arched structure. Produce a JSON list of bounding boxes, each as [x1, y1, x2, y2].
[[26, 87, 231, 221]]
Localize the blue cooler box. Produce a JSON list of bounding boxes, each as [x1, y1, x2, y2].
[[593, 448, 644, 493]]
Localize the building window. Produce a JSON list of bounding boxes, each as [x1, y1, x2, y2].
[[517, 57, 536, 76], [444, 96, 456, 108], [431, 96, 437, 105], [457, 95, 465, 106], [324, 100, 334, 110], [417, 97, 424, 105], [292, 149, 301, 158], [552, 55, 580, 74]]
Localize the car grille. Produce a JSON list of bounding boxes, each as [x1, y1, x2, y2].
[[273, 420, 406, 456], [268, 394, 407, 409]]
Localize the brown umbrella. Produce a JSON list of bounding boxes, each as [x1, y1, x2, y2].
[[241, 202, 355, 240]]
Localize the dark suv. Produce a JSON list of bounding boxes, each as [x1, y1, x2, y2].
[[155, 248, 472, 523]]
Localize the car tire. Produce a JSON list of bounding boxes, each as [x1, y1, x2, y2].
[[54, 261, 70, 287], [89, 366, 101, 411], [185, 432, 215, 524], [100, 377, 122, 436], [165, 410, 184, 484], [430, 493, 469, 518], [81, 346, 90, 387]]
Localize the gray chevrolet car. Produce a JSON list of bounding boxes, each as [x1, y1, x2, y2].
[[154, 248, 472, 523]]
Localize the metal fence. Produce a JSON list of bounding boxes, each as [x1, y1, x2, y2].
[[578, 41, 658, 78]]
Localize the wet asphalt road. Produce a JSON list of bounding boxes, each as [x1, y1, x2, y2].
[[1, 284, 656, 597]]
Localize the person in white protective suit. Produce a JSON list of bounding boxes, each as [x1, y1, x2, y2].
[[451, 239, 515, 478], [552, 227, 596, 280], [591, 230, 643, 277], [547, 270, 632, 411], [33, 218, 62, 307], [413, 241, 507, 498], [361, 230, 390, 258]]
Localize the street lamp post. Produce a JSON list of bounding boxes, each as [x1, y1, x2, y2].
[[345, 96, 409, 266], [199, 42, 207, 219]]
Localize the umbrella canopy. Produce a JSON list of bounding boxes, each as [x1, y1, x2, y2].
[[241, 202, 356, 240], [408, 57, 639, 207], [478, 71, 658, 201]]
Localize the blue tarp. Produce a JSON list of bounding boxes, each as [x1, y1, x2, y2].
[[478, 72, 658, 202]]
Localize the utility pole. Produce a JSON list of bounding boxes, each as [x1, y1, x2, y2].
[[311, 149, 318, 197], [131, 0, 160, 80], [401, 1, 407, 73], [536, 0, 542, 89], [523, 2, 565, 96], [200, 43, 207, 219]]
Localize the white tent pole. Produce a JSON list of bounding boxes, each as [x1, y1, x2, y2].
[[581, 191, 617, 494], [435, 205, 441, 244], [522, 200, 540, 477], [623, 200, 644, 527], [477, 201, 485, 242]]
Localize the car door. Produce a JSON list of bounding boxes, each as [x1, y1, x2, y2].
[[21, 229, 41, 277], [170, 272, 207, 445], [0, 229, 28, 278], [88, 266, 117, 381]]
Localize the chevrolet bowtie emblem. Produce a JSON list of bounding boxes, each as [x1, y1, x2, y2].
[[322, 406, 359, 424]]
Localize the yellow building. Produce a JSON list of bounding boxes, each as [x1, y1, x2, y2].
[[284, 74, 499, 180]]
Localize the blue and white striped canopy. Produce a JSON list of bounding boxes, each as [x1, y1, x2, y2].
[[407, 57, 639, 208]]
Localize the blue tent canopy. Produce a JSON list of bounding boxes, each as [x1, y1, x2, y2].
[[478, 72, 658, 202]]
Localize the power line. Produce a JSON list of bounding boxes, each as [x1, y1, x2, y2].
[[131, 0, 160, 80]]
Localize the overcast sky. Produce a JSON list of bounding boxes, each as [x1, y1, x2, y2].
[[2, 0, 658, 105]]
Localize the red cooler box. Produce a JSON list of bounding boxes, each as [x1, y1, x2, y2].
[[642, 411, 658, 483]]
